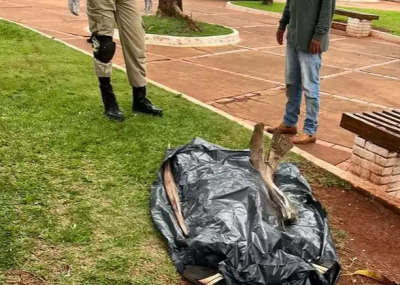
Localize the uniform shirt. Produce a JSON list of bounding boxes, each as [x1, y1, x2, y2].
[[279, 0, 336, 52]]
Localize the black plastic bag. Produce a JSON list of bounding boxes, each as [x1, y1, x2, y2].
[[151, 138, 341, 285]]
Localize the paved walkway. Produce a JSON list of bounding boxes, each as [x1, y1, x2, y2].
[[1, 0, 400, 168]]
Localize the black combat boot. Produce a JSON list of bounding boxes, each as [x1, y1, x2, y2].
[[133, 86, 163, 116], [100, 85, 124, 121], [87, 34, 94, 44]]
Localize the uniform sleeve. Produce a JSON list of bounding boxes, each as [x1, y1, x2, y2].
[[313, 0, 335, 41], [279, 0, 291, 31]]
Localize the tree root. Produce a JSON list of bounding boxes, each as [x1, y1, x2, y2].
[[156, 2, 200, 32]]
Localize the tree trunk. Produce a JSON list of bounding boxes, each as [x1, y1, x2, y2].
[[163, 160, 189, 237], [157, 0, 184, 17], [262, 0, 273, 5], [177, 0, 183, 12], [250, 123, 298, 224], [157, 0, 200, 31]]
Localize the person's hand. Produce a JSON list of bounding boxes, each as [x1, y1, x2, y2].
[[309, 39, 322, 54], [68, 0, 80, 16], [276, 29, 285, 45]]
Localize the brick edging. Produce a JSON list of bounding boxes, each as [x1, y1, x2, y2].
[[2, 17, 399, 214]]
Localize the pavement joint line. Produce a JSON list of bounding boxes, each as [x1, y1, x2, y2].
[[148, 58, 172, 63], [320, 58, 400, 80], [322, 64, 351, 71], [366, 102, 390, 109], [3, 17, 400, 213], [241, 24, 276, 28], [258, 50, 364, 72], [58, 37, 83, 40], [259, 50, 285, 57], [182, 48, 252, 60], [330, 47, 397, 60], [232, 43, 277, 49], [147, 58, 182, 64], [255, 46, 283, 51], [330, 94, 351, 101], [231, 44, 254, 49], [356, 70, 400, 81], [320, 91, 391, 108], [264, 85, 286, 91], [383, 75, 400, 80], [241, 46, 271, 51], [320, 91, 333, 97], [0, 6, 30, 9], [180, 59, 284, 85], [139, 47, 234, 62], [320, 70, 354, 80], [355, 58, 400, 71], [241, 30, 274, 36], [348, 98, 369, 105], [146, 51, 173, 62], [26, 23, 88, 38], [193, 47, 213, 55]]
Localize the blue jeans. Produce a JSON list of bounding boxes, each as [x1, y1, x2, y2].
[[283, 42, 321, 135]]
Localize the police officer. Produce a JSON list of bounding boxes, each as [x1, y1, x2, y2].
[[69, 0, 162, 121]]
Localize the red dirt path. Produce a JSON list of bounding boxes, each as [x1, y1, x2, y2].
[[314, 186, 400, 285]]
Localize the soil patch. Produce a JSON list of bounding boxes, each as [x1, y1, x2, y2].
[[313, 186, 400, 285], [6, 270, 47, 285]]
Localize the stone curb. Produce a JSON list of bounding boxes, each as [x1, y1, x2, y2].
[[226, 2, 400, 45], [145, 29, 240, 47], [93, 27, 240, 47], [370, 30, 400, 44], [2, 17, 400, 214]]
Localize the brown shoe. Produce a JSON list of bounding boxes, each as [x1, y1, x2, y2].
[[290, 133, 317, 144], [266, 123, 297, 134]]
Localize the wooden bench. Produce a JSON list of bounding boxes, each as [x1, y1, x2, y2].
[[340, 110, 400, 196], [341, 109, 400, 153], [334, 8, 379, 37], [335, 8, 380, 21]]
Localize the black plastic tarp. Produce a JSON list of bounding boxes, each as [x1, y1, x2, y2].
[[151, 138, 341, 285]]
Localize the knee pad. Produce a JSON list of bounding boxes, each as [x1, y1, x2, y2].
[[93, 35, 116, 64]]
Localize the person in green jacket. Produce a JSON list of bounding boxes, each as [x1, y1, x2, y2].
[[267, 0, 336, 144]]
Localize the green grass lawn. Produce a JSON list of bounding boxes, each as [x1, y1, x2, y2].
[[0, 20, 248, 285], [232, 1, 400, 36], [232, 2, 286, 13], [0, 19, 351, 285], [142, 15, 233, 37]]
